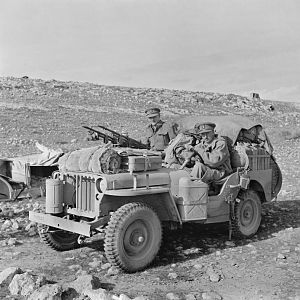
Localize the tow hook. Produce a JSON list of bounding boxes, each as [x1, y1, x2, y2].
[[77, 235, 86, 245]]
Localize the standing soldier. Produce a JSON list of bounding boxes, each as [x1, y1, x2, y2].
[[144, 108, 178, 151]]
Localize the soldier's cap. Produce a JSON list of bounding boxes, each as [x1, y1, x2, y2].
[[145, 107, 160, 118], [194, 122, 216, 134]]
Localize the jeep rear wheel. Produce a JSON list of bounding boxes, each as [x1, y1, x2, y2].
[[38, 224, 79, 251], [232, 190, 262, 238], [104, 203, 162, 272]]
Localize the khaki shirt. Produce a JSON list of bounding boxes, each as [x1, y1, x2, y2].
[[194, 136, 232, 175], [145, 120, 177, 151]]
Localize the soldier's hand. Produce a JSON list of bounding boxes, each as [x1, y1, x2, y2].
[[184, 144, 194, 151]]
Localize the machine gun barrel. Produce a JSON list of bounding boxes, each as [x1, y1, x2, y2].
[[83, 125, 149, 149]]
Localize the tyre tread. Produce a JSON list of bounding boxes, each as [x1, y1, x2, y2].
[[104, 202, 162, 272], [232, 190, 262, 239], [38, 224, 79, 251]]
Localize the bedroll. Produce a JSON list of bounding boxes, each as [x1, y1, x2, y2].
[[58, 144, 121, 174]]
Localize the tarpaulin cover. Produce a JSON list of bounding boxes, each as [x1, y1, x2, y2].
[[7, 142, 64, 183], [9, 143, 64, 166], [178, 115, 273, 154]]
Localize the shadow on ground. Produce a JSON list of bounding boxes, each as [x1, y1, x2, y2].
[[78, 200, 300, 269]]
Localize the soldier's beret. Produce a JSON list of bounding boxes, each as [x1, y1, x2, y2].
[[145, 107, 160, 117], [194, 122, 216, 134]]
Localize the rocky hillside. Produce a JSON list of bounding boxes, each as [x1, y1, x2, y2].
[[0, 76, 299, 158]]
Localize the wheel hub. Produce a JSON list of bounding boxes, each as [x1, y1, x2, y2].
[[241, 201, 254, 226], [130, 229, 145, 246], [123, 220, 149, 255], [243, 209, 251, 218]]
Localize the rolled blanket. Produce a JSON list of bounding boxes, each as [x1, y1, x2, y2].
[[78, 146, 103, 171], [88, 146, 121, 174], [58, 144, 121, 174]]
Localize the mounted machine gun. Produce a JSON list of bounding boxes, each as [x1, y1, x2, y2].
[[83, 125, 149, 149]]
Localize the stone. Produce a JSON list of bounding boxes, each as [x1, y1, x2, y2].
[[206, 267, 221, 282], [0, 267, 23, 287], [107, 266, 120, 276], [101, 263, 111, 270], [83, 288, 114, 300], [224, 241, 235, 247], [7, 238, 18, 246], [11, 220, 20, 230], [1, 220, 12, 230], [209, 273, 220, 282], [25, 222, 35, 231], [27, 283, 63, 300], [166, 292, 181, 300], [119, 294, 132, 300], [193, 264, 203, 270], [67, 274, 102, 294], [28, 226, 38, 236], [65, 256, 75, 261], [9, 272, 47, 296], [277, 253, 286, 259], [68, 264, 82, 270], [88, 259, 101, 268], [76, 269, 88, 276], [202, 291, 223, 300], [185, 293, 198, 300], [168, 272, 178, 279]]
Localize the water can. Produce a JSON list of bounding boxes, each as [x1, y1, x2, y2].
[[45, 179, 64, 214], [177, 177, 209, 221], [178, 177, 208, 205]]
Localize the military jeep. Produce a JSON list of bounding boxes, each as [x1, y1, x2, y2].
[[29, 115, 282, 272]]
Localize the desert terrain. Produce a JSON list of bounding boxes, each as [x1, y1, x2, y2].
[[0, 77, 299, 300]]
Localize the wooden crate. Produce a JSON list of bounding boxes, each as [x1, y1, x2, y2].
[[121, 155, 162, 173], [247, 147, 270, 170]]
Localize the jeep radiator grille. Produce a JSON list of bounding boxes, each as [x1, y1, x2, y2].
[[75, 175, 95, 212]]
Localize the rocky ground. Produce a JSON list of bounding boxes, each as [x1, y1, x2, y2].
[[0, 77, 300, 300]]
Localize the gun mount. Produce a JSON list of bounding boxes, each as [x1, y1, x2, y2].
[[83, 125, 149, 149]]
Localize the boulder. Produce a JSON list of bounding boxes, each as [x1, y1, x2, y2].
[[66, 274, 102, 294], [9, 272, 47, 296], [83, 288, 114, 300], [0, 267, 23, 287], [27, 283, 63, 300]]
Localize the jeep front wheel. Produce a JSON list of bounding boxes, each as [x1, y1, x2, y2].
[[38, 224, 79, 251], [232, 190, 262, 238], [104, 202, 162, 272]]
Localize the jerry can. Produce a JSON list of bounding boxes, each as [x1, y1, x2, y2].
[[177, 177, 209, 221], [45, 179, 64, 214]]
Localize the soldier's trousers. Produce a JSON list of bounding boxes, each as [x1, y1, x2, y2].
[[190, 161, 226, 184]]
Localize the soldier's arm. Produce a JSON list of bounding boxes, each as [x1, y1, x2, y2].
[[198, 140, 230, 168], [141, 136, 150, 148], [168, 122, 179, 140], [141, 125, 152, 148]]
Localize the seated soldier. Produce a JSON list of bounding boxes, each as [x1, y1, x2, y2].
[[187, 122, 233, 184], [163, 123, 202, 169]]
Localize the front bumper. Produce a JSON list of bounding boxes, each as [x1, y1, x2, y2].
[[29, 211, 109, 237]]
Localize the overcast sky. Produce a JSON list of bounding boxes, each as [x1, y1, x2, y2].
[[1, 0, 299, 102]]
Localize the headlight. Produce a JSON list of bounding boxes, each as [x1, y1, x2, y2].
[[96, 177, 107, 193]]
